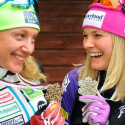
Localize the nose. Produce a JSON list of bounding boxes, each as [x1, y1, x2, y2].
[[83, 37, 95, 49], [21, 40, 34, 55]]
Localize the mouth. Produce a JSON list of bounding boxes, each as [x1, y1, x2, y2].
[[89, 53, 103, 58], [12, 54, 25, 61]]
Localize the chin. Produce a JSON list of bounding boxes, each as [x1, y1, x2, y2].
[[91, 67, 106, 71], [91, 65, 102, 70], [91, 63, 106, 70], [8, 66, 23, 73]]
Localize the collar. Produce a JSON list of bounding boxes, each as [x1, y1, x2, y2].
[[0, 67, 50, 90]]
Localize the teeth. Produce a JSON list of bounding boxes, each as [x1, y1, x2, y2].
[[90, 53, 103, 57], [13, 55, 25, 61]]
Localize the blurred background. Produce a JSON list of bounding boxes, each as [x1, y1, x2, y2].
[[33, 0, 92, 85]]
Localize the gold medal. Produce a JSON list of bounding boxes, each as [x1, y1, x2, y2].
[[45, 83, 64, 102]]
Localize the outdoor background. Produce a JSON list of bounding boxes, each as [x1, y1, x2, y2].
[[33, 0, 92, 85]]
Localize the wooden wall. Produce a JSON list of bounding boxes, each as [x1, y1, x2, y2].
[[33, 0, 92, 85]]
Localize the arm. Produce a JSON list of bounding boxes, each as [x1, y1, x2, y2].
[[61, 68, 80, 124]]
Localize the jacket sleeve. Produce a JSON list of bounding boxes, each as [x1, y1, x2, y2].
[[61, 68, 80, 124]]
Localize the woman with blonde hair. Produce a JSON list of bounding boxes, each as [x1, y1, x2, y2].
[[61, 0, 125, 125]]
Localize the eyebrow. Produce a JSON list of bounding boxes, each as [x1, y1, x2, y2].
[[83, 29, 100, 34], [13, 29, 39, 36], [83, 30, 88, 33]]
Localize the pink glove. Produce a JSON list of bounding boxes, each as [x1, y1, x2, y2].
[[79, 95, 110, 125], [30, 101, 65, 125]]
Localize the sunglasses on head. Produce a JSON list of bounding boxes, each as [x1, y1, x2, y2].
[[32, 0, 39, 14], [92, 0, 121, 8]]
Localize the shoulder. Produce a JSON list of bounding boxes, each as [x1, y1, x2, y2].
[[68, 67, 81, 77], [66, 66, 82, 81], [62, 66, 82, 93]]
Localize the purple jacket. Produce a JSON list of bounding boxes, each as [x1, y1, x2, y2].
[[61, 67, 80, 124], [61, 67, 125, 125]]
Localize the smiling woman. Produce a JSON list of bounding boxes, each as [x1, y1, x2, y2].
[[0, 28, 38, 73], [0, 0, 65, 125], [61, 0, 125, 125], [83, 28, 113, 71]]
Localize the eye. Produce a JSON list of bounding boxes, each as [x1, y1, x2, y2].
[[83, 34, 88, 39], [15, 33, 25, 39], [32, 36, 38, 43], [95, 34, 102, 37]]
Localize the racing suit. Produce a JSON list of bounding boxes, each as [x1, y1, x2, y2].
[[61, 67, 125, 125]]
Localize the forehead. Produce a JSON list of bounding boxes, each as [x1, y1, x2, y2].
[[0, 27, 39, 34], [83, 27, 111, 35], [83, 27, 100, 33]]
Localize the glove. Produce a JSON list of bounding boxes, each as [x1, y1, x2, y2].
[[41, 101, 65, 125], [30, 101, 65, 125], [79, 95, 110, 125]]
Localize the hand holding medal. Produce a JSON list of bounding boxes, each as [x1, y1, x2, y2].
[[78, 77, 110, 125], [35, 83, 65, 125]]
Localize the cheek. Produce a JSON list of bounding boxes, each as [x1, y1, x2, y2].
[[105, 41, 113, 56], [83, 40, 87, 49], [98, 40, 113, 51], [99, 41, 113, 60]]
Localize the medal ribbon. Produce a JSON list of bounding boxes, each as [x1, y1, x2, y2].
[[0, 73, 50, 90]]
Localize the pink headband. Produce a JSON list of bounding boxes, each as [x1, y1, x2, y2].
[[82, 3, 125, 38]]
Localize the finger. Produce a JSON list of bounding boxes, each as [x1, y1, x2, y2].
[[51, 110, 62, 125], [79, 95, 105, 104], [89, 121, 100, 125], [79, 96, 102, 105], [88, 113, 108, 124], [50, 110, 65, 125], [57, 116, 65, 125], [84, 101, 110, 114], [82, 111, 97, 123], [82, 106, 99, 117], [83, 102, 102, 112], [88, 114, 100, 123], [43, 102, 60, 118], [50, 102, 61, 119]]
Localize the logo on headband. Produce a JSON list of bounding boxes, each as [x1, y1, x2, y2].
[[83, 10, 106, 28], [23, 11, 39, 25]]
